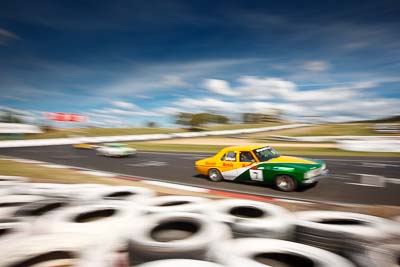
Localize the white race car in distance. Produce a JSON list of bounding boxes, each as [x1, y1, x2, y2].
[[96, 143, 137, 157]]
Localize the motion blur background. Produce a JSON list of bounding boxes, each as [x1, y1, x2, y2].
[[0, 0, 399, 130]]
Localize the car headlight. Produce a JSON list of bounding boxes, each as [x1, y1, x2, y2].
[[304, 171, 312, 179]]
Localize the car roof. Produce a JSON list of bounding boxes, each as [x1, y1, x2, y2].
[[104, 143, 125, 146], [222, 144, 268, 151]]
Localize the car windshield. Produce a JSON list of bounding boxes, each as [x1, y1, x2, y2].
[[106, 143, 126, 147], [252, 146, 280, 161]]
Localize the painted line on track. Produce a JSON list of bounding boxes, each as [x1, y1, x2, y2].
[[141, 180, 209, 193], [2, 155, 394, 206]]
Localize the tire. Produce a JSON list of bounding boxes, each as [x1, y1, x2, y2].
[[12, 183, 74, 199], [0, 194, 46, 218], [0, 175, 28, 184], [365, 244, 400, 267], [135, 259, 226, 267], [0, 233, 100, 267], [0, 176, 28, 192], [13, 198, 70, 219], [0, 218, 32, 245], [205, 199, 295, 239], [77, 185, 156, 205], [208, 169, 223, 182], [128, 212, 231, 265], [33, 203, 142, 239], [212, 238, 356, 267], [274, 175, 297, 192], [294, 211, 396, 255], [138, 195, 210, 214]]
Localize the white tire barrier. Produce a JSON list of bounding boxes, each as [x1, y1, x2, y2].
[[0, 176, 28, 194], [366, 244, 400, 267], [0, 194, 46, 218], [294, 211, 397, 254], [12, 183, 76, 199], [13, 198, 70, 219], [205, 199, 294, 239], [77, 185, 156, 204], [0, 233, 100, 267], [34, 203, 142, 239], [0, 218, 32, 246], [0, 175, 28, 187], [213, 238, 356, 267], [128, 212, 231, 265], [136, 259, 226, 267], [138, 195, 210, 214]]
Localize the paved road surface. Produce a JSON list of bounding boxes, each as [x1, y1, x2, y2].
[[1, 146, 399, 205]]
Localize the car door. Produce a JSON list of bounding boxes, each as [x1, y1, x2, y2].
[[238, 151, 264, 182], [218, 150, 239, 180]]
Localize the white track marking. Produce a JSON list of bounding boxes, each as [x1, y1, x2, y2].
[[138, 151, 210, 157], [12, 159, 46, 164], [79, 170, 115, 177], [127, 161, 168, 167], [320, 158, 400, 163], [362, 162, 400, 168], [39, 164, 71, 169], [385, 178, 400, 184], [141, 180, 209, 192], [346, 174, 386, 187]]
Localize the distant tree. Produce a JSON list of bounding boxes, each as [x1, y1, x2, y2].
[[0, 112, 23, 123], [176, 112, 229, 128], [146, 121, 157, 128]]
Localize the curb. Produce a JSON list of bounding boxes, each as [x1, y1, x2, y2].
[[2, 156, 400, 218], [0, 156, 279, 203]]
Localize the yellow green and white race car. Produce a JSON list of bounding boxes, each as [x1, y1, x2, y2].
[[195, 145, 328, 192]]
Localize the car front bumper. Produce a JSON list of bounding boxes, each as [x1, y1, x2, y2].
[[302, 169, 329, 184]]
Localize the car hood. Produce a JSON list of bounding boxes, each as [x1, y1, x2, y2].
[[267, 156, 319, 165]]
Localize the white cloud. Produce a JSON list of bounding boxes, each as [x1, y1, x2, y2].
[[203, 79, 238, 96], [111, 101, 138, 110], [0, 28, 20, 45], [238, 76, 297, 99], [155, 107, 183, 115], [98, 58, 254, 96], [161, 75, 188, 87], [203, 76, 296, 100], [174, 97, 237, 113], [302, 61, 330, 72], [286, 81, 377, 102]]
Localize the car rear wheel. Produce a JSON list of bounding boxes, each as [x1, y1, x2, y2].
[[275, 175, 297, 192], [208, 169, 223, 182]]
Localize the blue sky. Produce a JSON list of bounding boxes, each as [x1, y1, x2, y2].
[[0, 0, 399, 127]]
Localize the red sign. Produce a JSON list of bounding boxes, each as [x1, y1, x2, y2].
[[44, 112, 86, 122]]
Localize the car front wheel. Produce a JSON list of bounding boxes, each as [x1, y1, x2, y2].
[[275, 175, 297, 192], [208, 169, 223, 182]]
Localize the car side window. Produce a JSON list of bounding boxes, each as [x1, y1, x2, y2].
[[221, 151, 237, 162], [239, 151, 255, 162]]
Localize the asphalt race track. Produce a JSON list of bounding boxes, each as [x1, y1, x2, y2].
[[1, 145, 399, 205]]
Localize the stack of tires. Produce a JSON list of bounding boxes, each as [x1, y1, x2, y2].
[[0, 175, 398, 267], [294, 211, 400, 267]]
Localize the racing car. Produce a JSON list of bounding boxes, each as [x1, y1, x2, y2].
[[96, 143, 137, 157], [195, 145, 328, 192], [72, 143, 99, 149]]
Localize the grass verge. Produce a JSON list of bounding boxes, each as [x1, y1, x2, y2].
[[242, 123, 399, 138], [126, 142, 400, 157]]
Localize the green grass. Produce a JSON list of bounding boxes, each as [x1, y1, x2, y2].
[[0, 160, 138, 185], [20, 127, 184, 140], [201, 122, 287, 131], [244, 123, 397, 138], [127, 143, 224, 153], [127, 142, 400, 157], [9, 123, 287, 140]]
